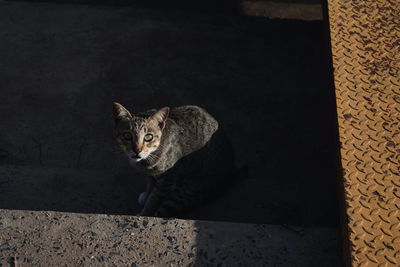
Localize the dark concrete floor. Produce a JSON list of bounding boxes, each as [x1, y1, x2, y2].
[[0, 1, 339, 227]]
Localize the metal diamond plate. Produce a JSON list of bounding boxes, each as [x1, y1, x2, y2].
[[327, 0, 400, 266]]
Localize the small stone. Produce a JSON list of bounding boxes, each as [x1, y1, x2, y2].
[[118, 223, 128, 228]]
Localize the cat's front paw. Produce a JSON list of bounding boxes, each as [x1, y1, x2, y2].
[[138, 192, 147, 206]]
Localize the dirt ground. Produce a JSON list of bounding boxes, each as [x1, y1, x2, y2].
[[0, 209, 342, 266]]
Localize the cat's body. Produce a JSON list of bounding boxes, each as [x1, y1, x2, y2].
[[113, 103, 235, 217]]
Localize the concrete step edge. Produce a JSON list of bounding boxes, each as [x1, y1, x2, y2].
[[0, 208, 341, 266]]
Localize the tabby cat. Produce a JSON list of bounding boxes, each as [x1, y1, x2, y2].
[[112, 103, 236, 217]]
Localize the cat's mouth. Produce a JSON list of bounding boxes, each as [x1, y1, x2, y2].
[[131, 155, 142, 161]]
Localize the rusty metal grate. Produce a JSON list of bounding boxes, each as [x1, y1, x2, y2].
[[327, 0, 400, 265]]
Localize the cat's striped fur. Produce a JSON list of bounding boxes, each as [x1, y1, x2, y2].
[[113, 103, 236, 217]]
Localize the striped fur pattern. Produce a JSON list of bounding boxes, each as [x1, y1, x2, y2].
[[113, 103, 235, 217]]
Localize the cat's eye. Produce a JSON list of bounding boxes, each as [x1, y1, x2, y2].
[[122, 132, 132, 140], [144, 134, 153, 142]]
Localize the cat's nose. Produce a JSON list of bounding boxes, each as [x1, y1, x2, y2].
[[132, 144, 142, 155]]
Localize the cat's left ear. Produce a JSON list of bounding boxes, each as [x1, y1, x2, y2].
[[150, 107, 169, 130]]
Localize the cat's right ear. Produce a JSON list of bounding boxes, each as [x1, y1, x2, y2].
[[150, 106, 170, 130], [112, 102, 133, 123]]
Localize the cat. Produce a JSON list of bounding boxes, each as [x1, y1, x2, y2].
[[112, 102, 238, 217]]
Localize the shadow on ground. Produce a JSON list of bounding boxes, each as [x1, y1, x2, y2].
[[0, 2, 338, 227], [192, 221, 342, 266]]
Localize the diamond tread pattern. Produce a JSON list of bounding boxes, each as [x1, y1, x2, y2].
[[327, 0, 400, 266]]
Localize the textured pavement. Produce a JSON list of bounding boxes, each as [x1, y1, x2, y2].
[[0, 209, 341, 266]]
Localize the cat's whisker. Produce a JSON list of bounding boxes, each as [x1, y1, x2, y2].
[[146, 153, 159, 162], [149, 153, 160, 159]]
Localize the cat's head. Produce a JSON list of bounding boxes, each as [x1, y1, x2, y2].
[[112, 102, 169, 163]]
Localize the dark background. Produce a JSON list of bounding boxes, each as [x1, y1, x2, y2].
[[0, 0, 339, 227]]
